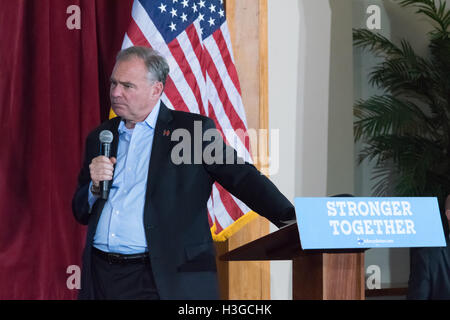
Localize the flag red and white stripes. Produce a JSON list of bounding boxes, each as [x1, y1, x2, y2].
[[120, 0, 255, 240]]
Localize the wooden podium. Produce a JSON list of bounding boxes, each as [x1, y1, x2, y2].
[[220, 223, 366, 300]]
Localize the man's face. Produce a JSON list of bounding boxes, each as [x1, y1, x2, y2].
[[110, 57, 163, 124]]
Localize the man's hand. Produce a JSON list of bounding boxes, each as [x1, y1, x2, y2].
[[89, 156, 117, 187]]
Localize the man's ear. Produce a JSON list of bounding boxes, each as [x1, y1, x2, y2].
[[151, 82, 164, 98]]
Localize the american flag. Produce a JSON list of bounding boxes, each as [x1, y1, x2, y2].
[[121, 0, 255, 240]]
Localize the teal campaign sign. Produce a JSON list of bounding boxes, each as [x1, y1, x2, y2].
[[294, 197, 447, 249]]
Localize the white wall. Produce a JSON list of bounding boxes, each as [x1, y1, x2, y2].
[[268, 0, 337, 299], [268, 0, 428, 299], [294, 1, 331, 199], [267, 0, 301, 300], [328, 0, 354, 196]]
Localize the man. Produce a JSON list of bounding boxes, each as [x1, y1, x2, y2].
[[407, 195, 450, 299], [72, 46, 296, 300]]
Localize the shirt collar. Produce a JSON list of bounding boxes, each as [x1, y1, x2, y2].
[[118, 100, 161, 134]]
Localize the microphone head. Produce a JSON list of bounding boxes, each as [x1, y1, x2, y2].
[[99, 130, 114, 144]]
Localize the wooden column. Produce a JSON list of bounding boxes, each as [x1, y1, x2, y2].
[[215, 0, 270, 300]]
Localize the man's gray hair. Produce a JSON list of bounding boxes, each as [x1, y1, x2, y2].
[[116, 46, 170, 87]]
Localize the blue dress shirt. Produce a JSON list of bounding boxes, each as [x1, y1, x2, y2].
[[89, 101, 161, 254]]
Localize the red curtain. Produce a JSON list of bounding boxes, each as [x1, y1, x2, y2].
[[0, 0, 132, 299]]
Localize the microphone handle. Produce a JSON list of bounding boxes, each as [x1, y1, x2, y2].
[[100, 142, 111, 200]]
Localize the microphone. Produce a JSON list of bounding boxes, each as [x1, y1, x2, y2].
[[99, 130, 114, 200]]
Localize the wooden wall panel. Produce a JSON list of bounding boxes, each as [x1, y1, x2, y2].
[[215, 0, 270, 300]]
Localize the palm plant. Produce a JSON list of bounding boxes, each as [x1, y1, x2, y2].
[[353, 0, 450, 207]]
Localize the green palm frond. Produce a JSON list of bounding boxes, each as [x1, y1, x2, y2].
[[398, 0, 450, 33], [353, 29, 403, 57], [368, 42, 432, 91], [371, 165, 394, 197], [354, 95, 436, 141], [354, 0, 450, 204], [358, 134, 442, 165]]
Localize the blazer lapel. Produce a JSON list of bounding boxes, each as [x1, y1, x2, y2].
[[146, 102, 174, 198], [105, 116, 121, 159]]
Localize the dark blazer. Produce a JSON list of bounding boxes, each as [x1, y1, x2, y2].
[[72, 103, 296, 300], [407, 240, 450, 300]]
